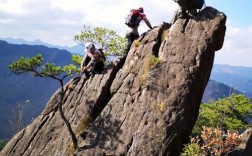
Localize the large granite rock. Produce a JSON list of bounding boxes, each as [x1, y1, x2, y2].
[[1, 7, 226, 156]]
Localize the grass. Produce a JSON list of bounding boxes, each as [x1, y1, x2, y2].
[[133, 40, 141, 47], [140, 55, 160, 85], [77, 117, 90, 136]]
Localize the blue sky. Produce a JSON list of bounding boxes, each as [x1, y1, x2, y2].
[[206, 0, 252, 67], [207, 0, 252, 27], [0, 0, 252, 67]]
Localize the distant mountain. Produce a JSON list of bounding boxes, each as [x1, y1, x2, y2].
[[210, 64, 252, 98], [0, 40, 75, 139], [0, 37, 84, 55], [202, 79, 242, 103]]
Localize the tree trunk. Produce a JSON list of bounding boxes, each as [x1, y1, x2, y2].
[[58, 80, 78, 152]]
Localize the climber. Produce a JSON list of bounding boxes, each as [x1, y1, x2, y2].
[[125, 7, 153, 55], [170, 0, 205, 24], [81, 43, 105, 78]]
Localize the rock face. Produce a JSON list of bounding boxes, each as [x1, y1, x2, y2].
[[228, 128, 252, 156], [1, 7, 226, 156], [243, 129, 252, 156]]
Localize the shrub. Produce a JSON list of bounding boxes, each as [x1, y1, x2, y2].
[[193, 94, 252, 136], [181, 94, 250, 155], [0, 139, 7, 151], [181, 143, 201, 156], [181, 127, 241, 156]]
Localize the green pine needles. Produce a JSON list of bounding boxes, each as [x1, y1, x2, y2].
[[9, 54, 81, 78]]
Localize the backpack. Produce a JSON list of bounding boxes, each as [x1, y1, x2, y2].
[[176, 0, 205, 10], [125, 9, 142, 28], [194, 0, 205, 9], [97, 48, 106, 62]]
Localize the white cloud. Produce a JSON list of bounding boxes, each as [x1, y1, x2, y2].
[[0, 0, 178, 46], [0, 0, 29, 14], [1, 0, 252, 67], [0, 18, 15, 24], [248, 26, 252, 32], [215, 26, 252, 67]]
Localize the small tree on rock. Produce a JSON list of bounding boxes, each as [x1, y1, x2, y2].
[[74, 25, 127, 55], [9, 54, 81, 152]]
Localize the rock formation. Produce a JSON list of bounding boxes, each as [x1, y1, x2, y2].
[[1, 7, 226, 156], [227, 128, 252, 156]]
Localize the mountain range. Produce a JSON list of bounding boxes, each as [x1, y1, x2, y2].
[[202, 64, 252, 102], [0, 37, 84, 55], [210, 64, 252, 98], [202, 79, 241, 103], [0, 39, 251, 140]]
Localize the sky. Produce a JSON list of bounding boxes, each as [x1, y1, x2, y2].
[[0, 0, 252, 67]]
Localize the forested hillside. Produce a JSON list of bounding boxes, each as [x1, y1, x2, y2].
[[202, 79, 242, 103], [211, 64, 252, 97]]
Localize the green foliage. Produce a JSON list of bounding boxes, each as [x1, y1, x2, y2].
[[9, 54, 81, 79], [180, 143, 201, 156], [193, 94, 252, 136], [63, 64, 81, 75], [42, 63, 63, 76], [133, 40, 141, 47], [147, 55, 160, 68], [8, 54, 43, 74], [74, 25, 127, 55], [72, 55, 82, 66], [181, 94, 251, 155], [0, 139, 7, 151]]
